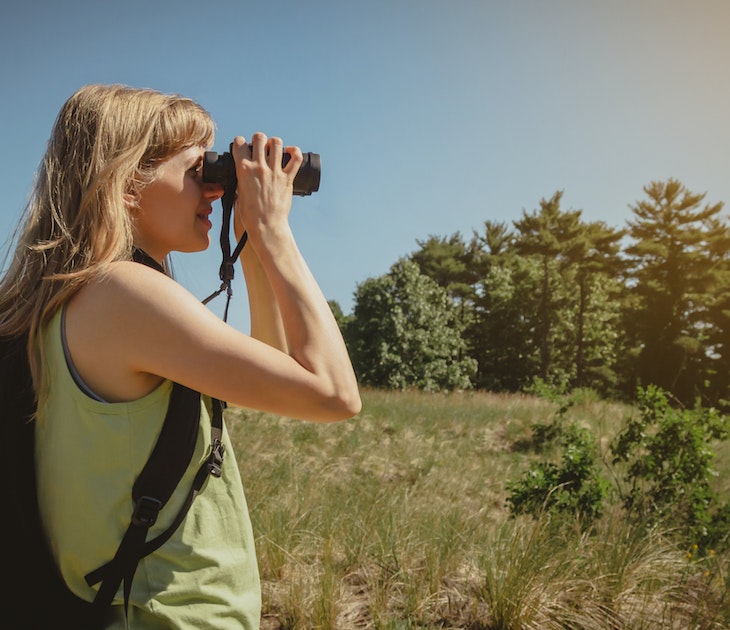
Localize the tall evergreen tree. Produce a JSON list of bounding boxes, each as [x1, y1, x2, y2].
[[566, 221, 625, 389], [624, 179, 726, 404], [687, 214, 730, 405], [409, 232, 482, 303], [471, 248, 543, 390], [512, 191, 584, 381]]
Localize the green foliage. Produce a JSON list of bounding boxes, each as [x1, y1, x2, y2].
[[470, 255, 542, 391], [342, 178, 730, 407], [611, 385, 730, 550], [506, 391, 610, 523], [512, 191, 585, 381], [467, 197, 624, 396], [623, 179, 730, 405], [409, 232, 482, 303], [345, 259, 476, 392], [508, 383, 730, 551]]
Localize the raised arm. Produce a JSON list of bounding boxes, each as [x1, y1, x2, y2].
[[229, 134, 360, 417], [65, 133, 361, 422]]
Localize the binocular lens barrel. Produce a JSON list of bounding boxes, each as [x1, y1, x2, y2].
[[202, 148, 321, 197]]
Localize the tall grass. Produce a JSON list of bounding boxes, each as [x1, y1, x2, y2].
[[227, 389, 730, 629]]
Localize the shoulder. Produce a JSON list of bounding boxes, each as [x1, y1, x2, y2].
[[73, 260, 234, 345], [64, 261, 226, 401], [67, 260, 218, 357], [77, 261, 201, 317], [93, 260, 179, 295]]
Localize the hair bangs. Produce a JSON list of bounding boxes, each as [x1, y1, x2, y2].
[[144, 97, 215, 167]]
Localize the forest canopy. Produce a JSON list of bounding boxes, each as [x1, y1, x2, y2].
[[338, 179, 730, 408]]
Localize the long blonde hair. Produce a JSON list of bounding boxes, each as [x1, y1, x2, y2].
[[0, 84, 215, 391]]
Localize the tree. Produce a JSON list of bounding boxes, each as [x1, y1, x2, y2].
[[345, 259, 476, 391], [624, 179, 727, 404], [466, 220, 543, 390], [565, 221, 625, 390], [694, 215, 730, 406], [409, 232, 482, 304], [512, 191, 584, 382], [409, 233, 484, 363], [470, 251, 543, 391]]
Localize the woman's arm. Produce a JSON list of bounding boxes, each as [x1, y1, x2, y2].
[[241, 242, 288, 352], [65, 132, 360, 422], [227, 134, 361, 418], [66, 262, 360, 422]]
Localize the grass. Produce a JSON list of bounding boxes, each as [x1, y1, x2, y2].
[[225, 388, 730, 629]]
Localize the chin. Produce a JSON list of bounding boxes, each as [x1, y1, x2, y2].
[[180, 237, 211, 254]]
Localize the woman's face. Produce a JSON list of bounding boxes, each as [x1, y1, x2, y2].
[[132, 145, 224, 262]]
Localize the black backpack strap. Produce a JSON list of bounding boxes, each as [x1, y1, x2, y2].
[[83, 384, 201, 608], [84, 384, 229, 613]]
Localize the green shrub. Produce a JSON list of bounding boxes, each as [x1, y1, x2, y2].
[[506, 422, 610, 522], [611, 385, 730, 551]]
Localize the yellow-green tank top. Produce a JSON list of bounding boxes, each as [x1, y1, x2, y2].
[[35, 309, 261, 628]]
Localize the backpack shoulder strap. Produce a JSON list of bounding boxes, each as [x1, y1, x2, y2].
[[84, 383, 206, 611]]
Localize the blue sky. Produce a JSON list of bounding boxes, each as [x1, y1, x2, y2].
[[2, 1, 730, 331]]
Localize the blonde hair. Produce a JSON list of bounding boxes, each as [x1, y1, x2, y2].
[[0, 84, 215, 392]]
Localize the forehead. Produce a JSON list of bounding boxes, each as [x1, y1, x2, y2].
[[175, 145, 205, 162], [159, 145, 205, 170]]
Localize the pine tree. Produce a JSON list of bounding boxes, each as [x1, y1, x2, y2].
[[624, 179, 727, 404], [513, 191, 584, 381]]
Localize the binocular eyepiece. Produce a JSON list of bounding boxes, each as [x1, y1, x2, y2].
[[202, 145, 321, 196]]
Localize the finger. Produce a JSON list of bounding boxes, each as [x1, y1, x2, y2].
[[282, 145, 303, 174], [250, 132, 267, 162], [231, 136, 251, 162], [267, 136, 283, 169]]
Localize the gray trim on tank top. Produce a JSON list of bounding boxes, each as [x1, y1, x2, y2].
[[60, 306, 108, 403]]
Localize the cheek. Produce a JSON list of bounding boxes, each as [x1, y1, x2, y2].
[[137, 183, 180, 222], [133, 195, 173, 239]]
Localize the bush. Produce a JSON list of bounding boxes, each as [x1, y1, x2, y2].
[[507, 422, 610, 523], [611, 385, 730, 551]]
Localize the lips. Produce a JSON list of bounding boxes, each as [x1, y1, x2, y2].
[[197, 207, 213, 229]]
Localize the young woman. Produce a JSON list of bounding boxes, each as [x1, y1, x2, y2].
[[0, 84, 360, 628]]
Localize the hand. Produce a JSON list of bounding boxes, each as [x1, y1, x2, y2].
[[231, 133, 303, 242]]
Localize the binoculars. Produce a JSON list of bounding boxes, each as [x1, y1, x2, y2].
[[202, 145, 321, 196]]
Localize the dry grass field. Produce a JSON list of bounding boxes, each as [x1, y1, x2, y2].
[[226, 388, 730, 629]]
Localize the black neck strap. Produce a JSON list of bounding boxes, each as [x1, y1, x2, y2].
[[201, 184, 248, 322], [132, 248, 166, 275]]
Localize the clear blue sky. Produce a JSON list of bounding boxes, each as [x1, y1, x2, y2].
[[2, 1, 729, 331]]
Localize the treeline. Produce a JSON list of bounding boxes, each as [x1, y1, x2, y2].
[[336, 178, 730, 408]]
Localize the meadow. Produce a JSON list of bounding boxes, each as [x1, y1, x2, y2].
[[227, 389, 730, 629]]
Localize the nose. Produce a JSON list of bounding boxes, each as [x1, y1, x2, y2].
[[203, 181, 225, 202]]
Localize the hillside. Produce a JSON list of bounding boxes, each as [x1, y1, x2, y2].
[[227, 388, 730, 629]]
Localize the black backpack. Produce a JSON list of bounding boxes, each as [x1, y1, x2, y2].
[[0, 252, 227, 628], [1, 333, 104, 628]]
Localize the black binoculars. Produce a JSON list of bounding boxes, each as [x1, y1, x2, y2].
[[202, 145, 321, 196]]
